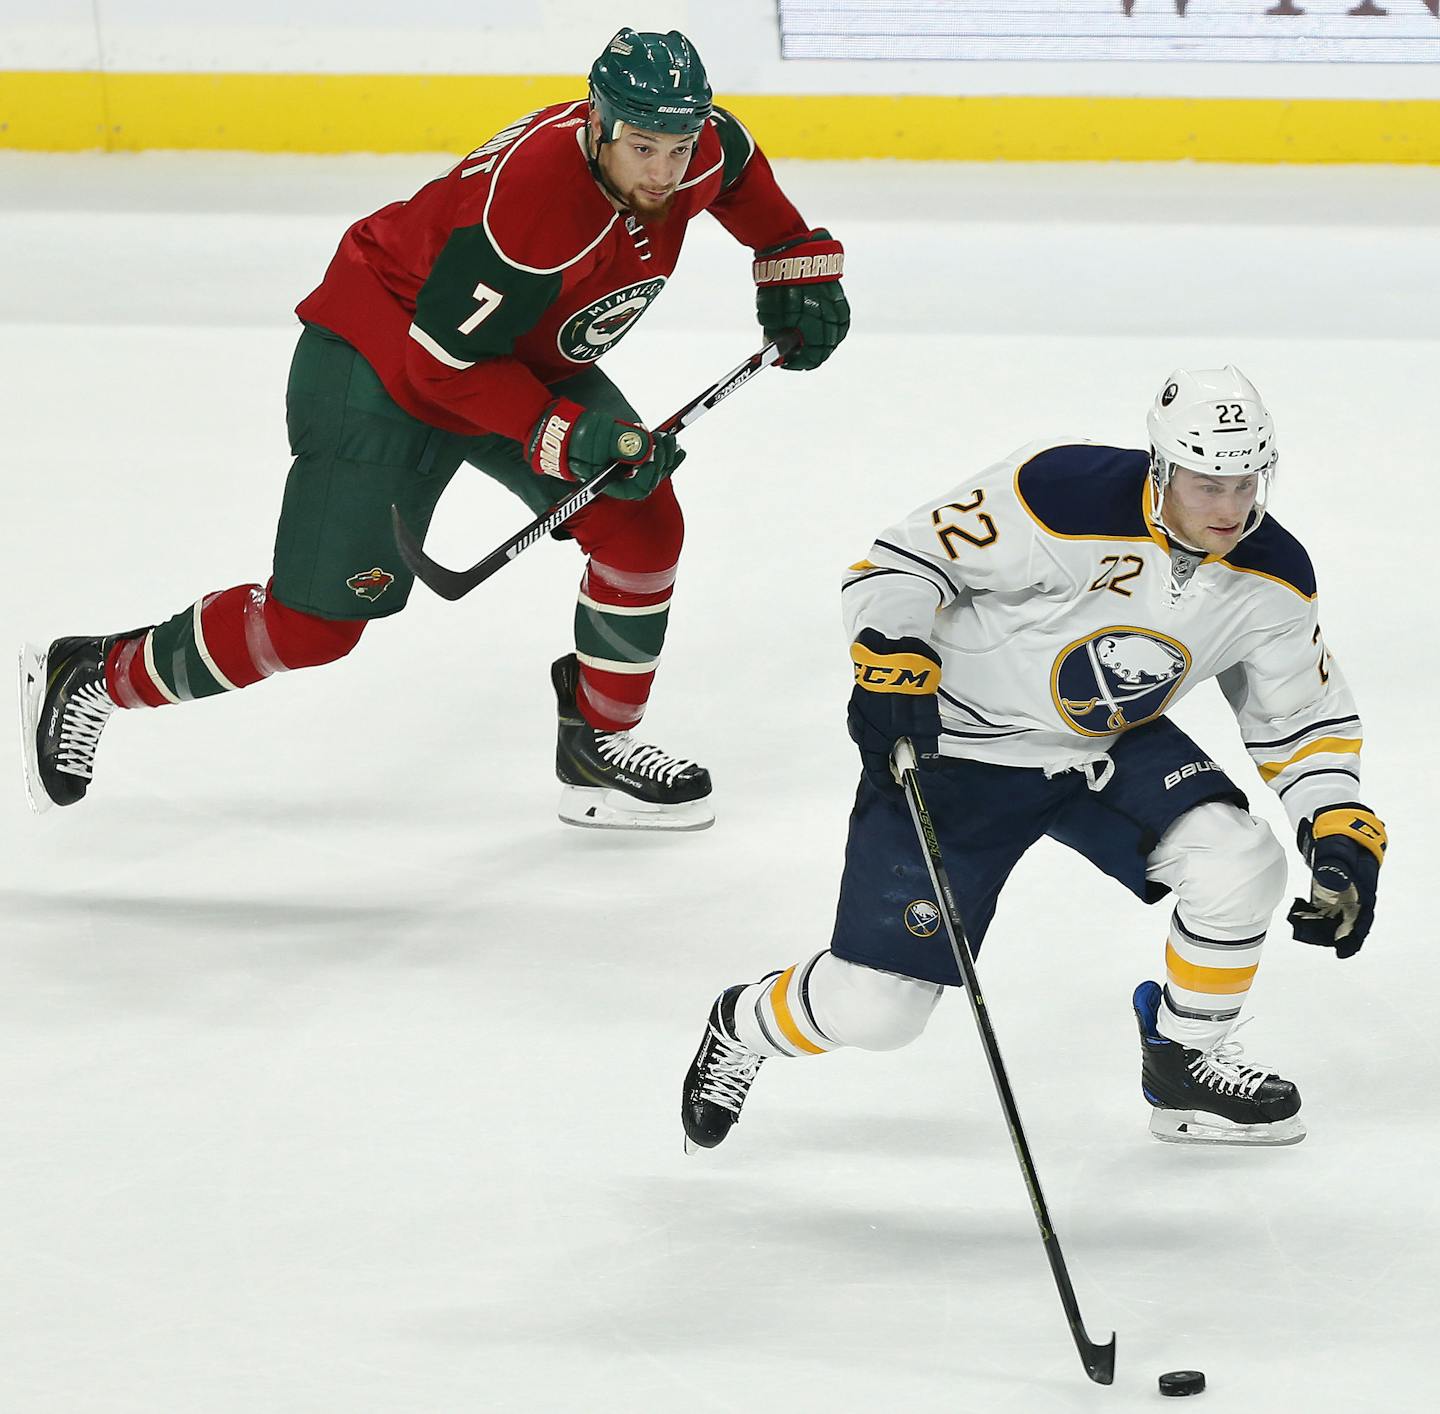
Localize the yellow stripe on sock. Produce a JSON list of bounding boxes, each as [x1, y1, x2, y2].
[[1165, 942, 1258, 997], [768, 967, 826, 1056]]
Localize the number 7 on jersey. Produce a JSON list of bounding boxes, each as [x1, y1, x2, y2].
[[458, 280, 504, 334]]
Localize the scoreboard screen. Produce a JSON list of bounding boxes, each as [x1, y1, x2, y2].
[[777, 1, 1440, 64]]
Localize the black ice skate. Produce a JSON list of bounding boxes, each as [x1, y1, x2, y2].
[[19, 633, 141, 813], [1133, 980, 1305, 1146], [682, 985, 766, 1153], [552, 652, 714, 831]]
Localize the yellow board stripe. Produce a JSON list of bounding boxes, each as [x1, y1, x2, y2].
[[768, 967, 826, 1056], [3, 73, 1439, 162], [1257, 735, 1362, 783], [1166, 942, 1258, 997]]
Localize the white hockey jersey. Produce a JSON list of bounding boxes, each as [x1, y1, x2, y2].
[[842, 441, 1365, 838]]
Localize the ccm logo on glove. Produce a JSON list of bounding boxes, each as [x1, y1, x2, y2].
[[851, 639, 939, 693], [847, 629, 943, 792], [1323, 811, 1386, 856]]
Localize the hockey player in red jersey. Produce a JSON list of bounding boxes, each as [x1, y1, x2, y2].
[[20, 28, 849, 831]]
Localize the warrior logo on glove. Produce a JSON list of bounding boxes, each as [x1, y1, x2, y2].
[[753, 228, 850, 373]]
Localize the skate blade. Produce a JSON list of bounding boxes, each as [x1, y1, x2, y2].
[[558, 785, 714, 833], [17, 642, 51, 816], [1149, 1108, 1306, 1147]]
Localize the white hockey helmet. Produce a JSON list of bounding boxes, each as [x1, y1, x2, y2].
[[1146, 366, 1277, 541]]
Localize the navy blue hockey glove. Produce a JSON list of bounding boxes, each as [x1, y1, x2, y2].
[[1287, 803, 1387, 959], [753, 228, 849, 372], [847, 628, 942, 792]]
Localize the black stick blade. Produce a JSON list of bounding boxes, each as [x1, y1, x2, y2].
[[1083, 1332, 1117, 1385], [390, 504, 472, 602]]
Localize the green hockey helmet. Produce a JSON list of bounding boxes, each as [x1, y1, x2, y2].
[[588, 28, 713, 143]]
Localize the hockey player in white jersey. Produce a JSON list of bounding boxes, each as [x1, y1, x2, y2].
[[682, 367, 1386, 1149]]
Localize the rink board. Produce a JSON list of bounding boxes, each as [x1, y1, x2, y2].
[[3, 70, 1440, 162]]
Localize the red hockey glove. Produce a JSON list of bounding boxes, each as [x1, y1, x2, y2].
[[753, 228, 850, 372], [526, 399, 685, 501]]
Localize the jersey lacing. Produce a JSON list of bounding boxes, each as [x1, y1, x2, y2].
[[1188, 1024, 1269, 1100], [594, 731, 699, 785], [696, 1027, 765, 1115], [623, 214, 653, 263], [56, 681, 116, 780]]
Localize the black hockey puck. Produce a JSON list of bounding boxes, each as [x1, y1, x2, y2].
[[1158, 1370, 1206, 1397]]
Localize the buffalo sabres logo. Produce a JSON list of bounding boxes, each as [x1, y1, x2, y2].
[[903, 900, 941, 938], [1051, 627, 1192, 736], [557, 278, 667, 363]]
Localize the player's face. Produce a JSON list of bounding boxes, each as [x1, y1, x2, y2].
[[1161, 467, 1259, 554], [595, 122, 695, 220]]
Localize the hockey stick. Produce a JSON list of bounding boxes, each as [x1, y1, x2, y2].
[[390, 334, 797, 602], [892, 738, 1117, 1386]]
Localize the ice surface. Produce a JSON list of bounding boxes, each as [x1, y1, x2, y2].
[[1, 151, 1437, 1413]]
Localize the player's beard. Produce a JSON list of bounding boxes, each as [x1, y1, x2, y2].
[[627, 188, 677, 225]]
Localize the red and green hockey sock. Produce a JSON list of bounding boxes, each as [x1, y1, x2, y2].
[[572, 557, 675, 731], [106, 581, 365, 708]]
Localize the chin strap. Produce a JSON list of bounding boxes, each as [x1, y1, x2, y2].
[[581, 119, 632, 209]]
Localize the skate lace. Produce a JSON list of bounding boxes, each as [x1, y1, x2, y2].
[[1188, 1023, 1268, 1100], [56, 681, 115, 780], [697, 1029, 764, 1115], [594, 731, 696, 785]]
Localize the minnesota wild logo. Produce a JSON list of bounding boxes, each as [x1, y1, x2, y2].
[[346, 567, 395, 602], [557, 278, 666, 363]]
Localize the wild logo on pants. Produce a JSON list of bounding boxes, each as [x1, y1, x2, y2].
[[347, 567, 395, 602]]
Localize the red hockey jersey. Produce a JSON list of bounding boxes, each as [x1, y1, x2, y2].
[[295, 100, 810, 443]]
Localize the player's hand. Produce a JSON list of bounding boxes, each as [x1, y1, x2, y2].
[[527, 399, 685, 499], [753, 228, 849, 372], [603, 429, 684, 500], [1287, 804, 1386, 959], [846, 628, 942, 792]]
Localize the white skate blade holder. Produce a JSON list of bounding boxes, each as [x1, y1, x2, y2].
[[558, 785, 715, 832], [17, 642, 51, 816], [1150, 1107, 1306, 1147]]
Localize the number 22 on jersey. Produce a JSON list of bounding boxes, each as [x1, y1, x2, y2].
[[931, 492, 999, 558]]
